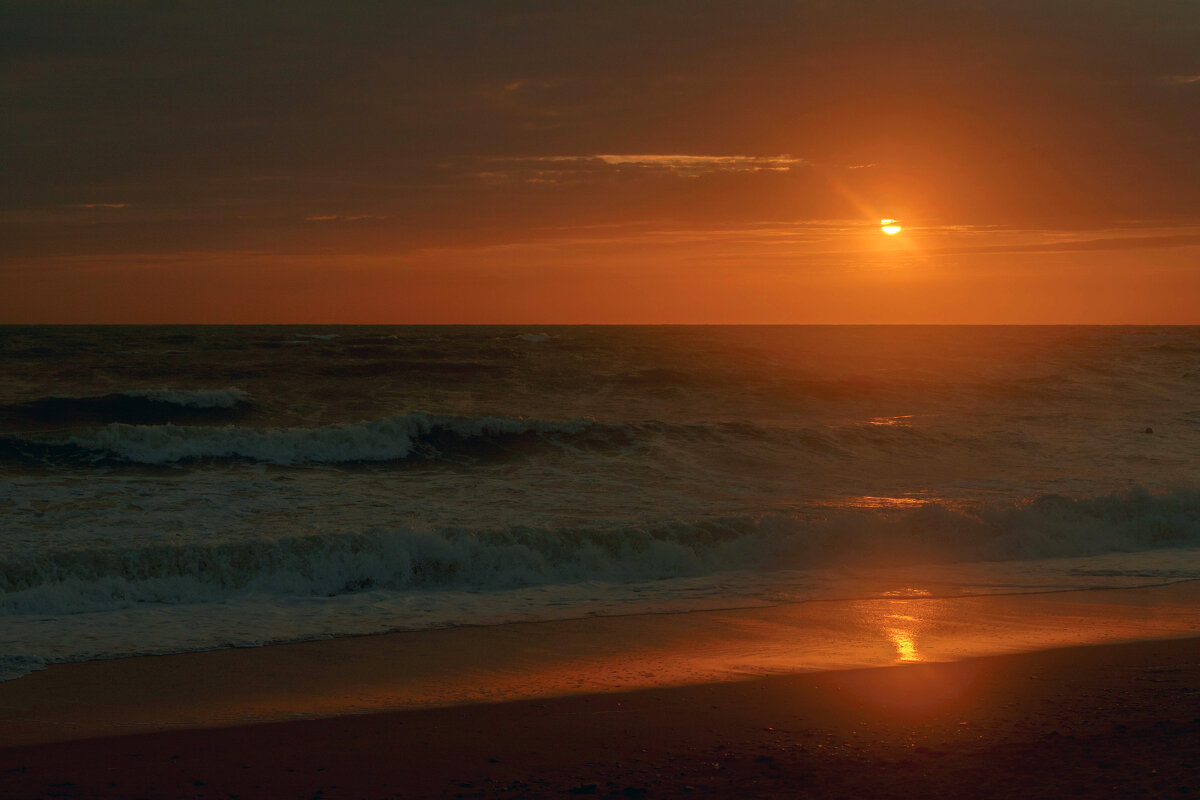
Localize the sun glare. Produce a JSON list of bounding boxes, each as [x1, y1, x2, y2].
[[880, 219, 902, 235]]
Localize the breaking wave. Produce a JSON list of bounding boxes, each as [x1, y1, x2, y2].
[[5, 413, 631, 466], [0, 411, 973, 469], [4, 487, 1199, 617], [0, 411, 1049, 469]]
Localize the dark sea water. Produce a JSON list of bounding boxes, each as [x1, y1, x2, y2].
[[2, 325, 1199, 679]]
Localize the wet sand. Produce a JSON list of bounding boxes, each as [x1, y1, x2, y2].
[[2, 583, 1200, 798]]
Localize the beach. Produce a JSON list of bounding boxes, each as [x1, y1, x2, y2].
[[7, 0, 1200, 791], [4, 325, 1200, 797], [3, 582, 1199, 798]]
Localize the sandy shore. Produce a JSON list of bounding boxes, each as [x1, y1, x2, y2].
[[3, 583, 1200, 797], [2, 637, 1199, 798]]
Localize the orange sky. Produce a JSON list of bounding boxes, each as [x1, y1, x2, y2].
[[3, 2, 1199, 323]]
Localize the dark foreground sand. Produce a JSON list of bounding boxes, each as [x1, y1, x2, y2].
[[2, 634, 1199, 799]]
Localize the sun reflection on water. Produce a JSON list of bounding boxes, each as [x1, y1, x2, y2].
[[883, 609, 926, 666], [881, 588, 933, 598], [841, 495, 931, 509], [883, 609, 925, 662], [866, 414, 914, 426], [887, 628, 921, 662]]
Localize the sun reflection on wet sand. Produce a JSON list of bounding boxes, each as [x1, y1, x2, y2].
[[885, 613, 923, 662]]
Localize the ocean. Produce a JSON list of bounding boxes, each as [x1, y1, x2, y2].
[[2, 325, 1199, 681]]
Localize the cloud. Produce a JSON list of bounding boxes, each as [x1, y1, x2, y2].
[[593, 154, 806, 175], [5, 0, 1200, 275], [303, 214, 385, 222], [931, 231, 1200, 256], [475, 154, 806, 183]]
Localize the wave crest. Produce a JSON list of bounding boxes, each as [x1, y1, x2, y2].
[[0, 388, 251, 428], [4, 488, 1199, 617], [57, 412, 628, 466]]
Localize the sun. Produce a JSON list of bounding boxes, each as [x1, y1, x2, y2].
[[880, 219, 902, 235]]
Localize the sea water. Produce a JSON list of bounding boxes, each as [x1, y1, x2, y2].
[[2, 325, 1198, 680]]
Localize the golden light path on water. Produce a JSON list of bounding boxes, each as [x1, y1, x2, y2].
[[885, 614, 924, 662]]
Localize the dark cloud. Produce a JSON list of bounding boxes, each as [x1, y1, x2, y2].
[[3, 0, 1199, 266]]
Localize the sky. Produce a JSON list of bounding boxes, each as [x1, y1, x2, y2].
[[3, 1, 1199, 323]]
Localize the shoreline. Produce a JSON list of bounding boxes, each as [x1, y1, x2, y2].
[[3, 635, 1200, 798], [3, 581, 1199, 749]]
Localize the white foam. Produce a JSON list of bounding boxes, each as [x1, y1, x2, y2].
[[6, 488, 1200, 620], [0, 655, 46, 682]]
